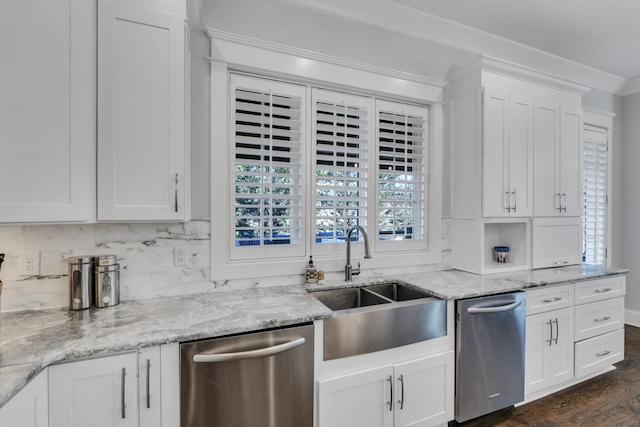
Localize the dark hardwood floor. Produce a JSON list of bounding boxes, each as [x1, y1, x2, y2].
[[455, 325, 640, 427]]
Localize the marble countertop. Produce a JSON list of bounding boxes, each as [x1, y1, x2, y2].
[[0, 264, 628, 409], [0, 285, 332, 409], [308, 264, 628, 300]]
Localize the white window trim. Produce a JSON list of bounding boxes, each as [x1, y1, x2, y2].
[[583, 108, 614, 266], [210, 38, 443, 280]]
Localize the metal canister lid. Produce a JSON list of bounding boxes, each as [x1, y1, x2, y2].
[[95, 255, 117, 266], [68, 256, 93, 265], [95, 263, 120, 272]]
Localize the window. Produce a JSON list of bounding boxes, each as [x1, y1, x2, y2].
[[582, 125, 608, 265], [230, 75, 306, 260], [312, 90, 371, 248], [211, 66, 442, 279], [376, 100, 428, 252]]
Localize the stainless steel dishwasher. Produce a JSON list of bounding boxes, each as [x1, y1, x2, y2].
[[180, 324, 314, 427], [455, 291, 526, 423]]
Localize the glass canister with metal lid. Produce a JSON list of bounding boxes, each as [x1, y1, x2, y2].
[[94, 256, 120, 308], [68, 256, 94, 310]]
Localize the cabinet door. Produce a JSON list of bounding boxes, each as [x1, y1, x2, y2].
[[0, 369, 48, 427], [559, 107, 582, 216], [525, 311, 550, 395], [547, 307, 574, 388], [508, 96, 533, 217], [139, 347, 161, 427], [49, 353, 138, 427], [0, 0, 95, 223], [318, 365, 394, 427], [482, 88, 509, 217], [533, 100, 560, 217], [394, 351, 454, 427], [525, 308, 574, 396], [98, 0, 187, 221], [531, 217, 582, 269]]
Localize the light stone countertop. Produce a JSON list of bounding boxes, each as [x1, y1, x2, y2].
[[0, 265, 628, 409], [0, 285, 332, 409], [308, 264, 628, 300]]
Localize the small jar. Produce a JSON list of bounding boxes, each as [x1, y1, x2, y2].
[[95, 263, 120, 308]]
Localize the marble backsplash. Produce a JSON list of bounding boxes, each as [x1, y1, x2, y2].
[[0, 219, 451, 312]]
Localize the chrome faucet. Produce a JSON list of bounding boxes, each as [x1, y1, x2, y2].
[[345, 225, 372, 281]]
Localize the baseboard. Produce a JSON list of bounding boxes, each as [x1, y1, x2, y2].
[[625, 309, 640, 327]]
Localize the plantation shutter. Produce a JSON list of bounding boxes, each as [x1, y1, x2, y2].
[[583, 126, 608, 265], [230, 75, 305, 259], [376, 100, 429, 251], [312, 89, 371, 248]]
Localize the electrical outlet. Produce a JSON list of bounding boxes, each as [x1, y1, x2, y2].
[[174, 246, 188, 266], [19, 251, 40, 276]]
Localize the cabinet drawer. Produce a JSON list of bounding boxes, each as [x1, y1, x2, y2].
[[575, 329, 624, 378], [574, 297, 624, 342], [526, 284, 574, 315], [575, 276, 626, 305]]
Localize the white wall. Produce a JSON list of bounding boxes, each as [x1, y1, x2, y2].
[[621, 93, 640, 315]]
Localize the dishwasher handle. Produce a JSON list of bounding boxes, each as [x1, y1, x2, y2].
[[467, 300, 522, 314], [193, 337, 306, 363]]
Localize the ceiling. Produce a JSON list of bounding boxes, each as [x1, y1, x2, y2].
[[386, 0, 640, 80]]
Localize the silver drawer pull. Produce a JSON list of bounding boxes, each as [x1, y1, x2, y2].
[[543, 297, 562, 303], [596, 349, 611, 357], [595, 316, 611, 323], [595, 287, 613, 293], [387, 376, 393, 411]]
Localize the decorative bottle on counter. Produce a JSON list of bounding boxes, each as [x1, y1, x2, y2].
[[305, 256, 318, 284]]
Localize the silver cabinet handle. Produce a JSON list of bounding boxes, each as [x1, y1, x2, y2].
[[561, 192, 567, 213], [505, 190, 511, 212], [543, 296, 562, 303], [546, 319, 553, 347], [174, 173, 179, 213], [511, 189, 517, 213], [556, 192, 562, 211], [553, 318, 559, 345], [597, 349, 611, 357], [121, 367, 126, 419], [398, 374, 405, 410], [193, 337, 305, 362], [595, 287, 613, 293], [467, 300, 521, 314], [553, 261, 570, 265], [146, 359, 151, 409], [595, 316, 611, 323], [387, 376, 393, 411]]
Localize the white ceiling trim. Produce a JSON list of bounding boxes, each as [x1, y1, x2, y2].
[[279, 0, 629, 96], [619, 79, 640, 97]]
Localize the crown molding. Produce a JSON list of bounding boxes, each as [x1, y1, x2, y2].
[[279, 0, 628, 96], [619, 78, 640, 97], [448, 55, 591, 95], [206, 29, 448, 89]]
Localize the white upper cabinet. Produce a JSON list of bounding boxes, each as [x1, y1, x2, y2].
[[482, 88, 533, 217], [0, 0, 96, 223], [533, 100, 582, 217], [98, 0, 189, 221]]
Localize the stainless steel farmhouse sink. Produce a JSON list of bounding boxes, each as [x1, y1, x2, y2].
[[310, 282, 447, 360]]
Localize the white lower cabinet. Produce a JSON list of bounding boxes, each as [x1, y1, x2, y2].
[[318, 351, 453, 427], [525, 275, 626, 401], [0, 369, 49, 427], [48, 344, 178, 427], [525, 307, 574, 396], [49, 352, 139, 427]]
